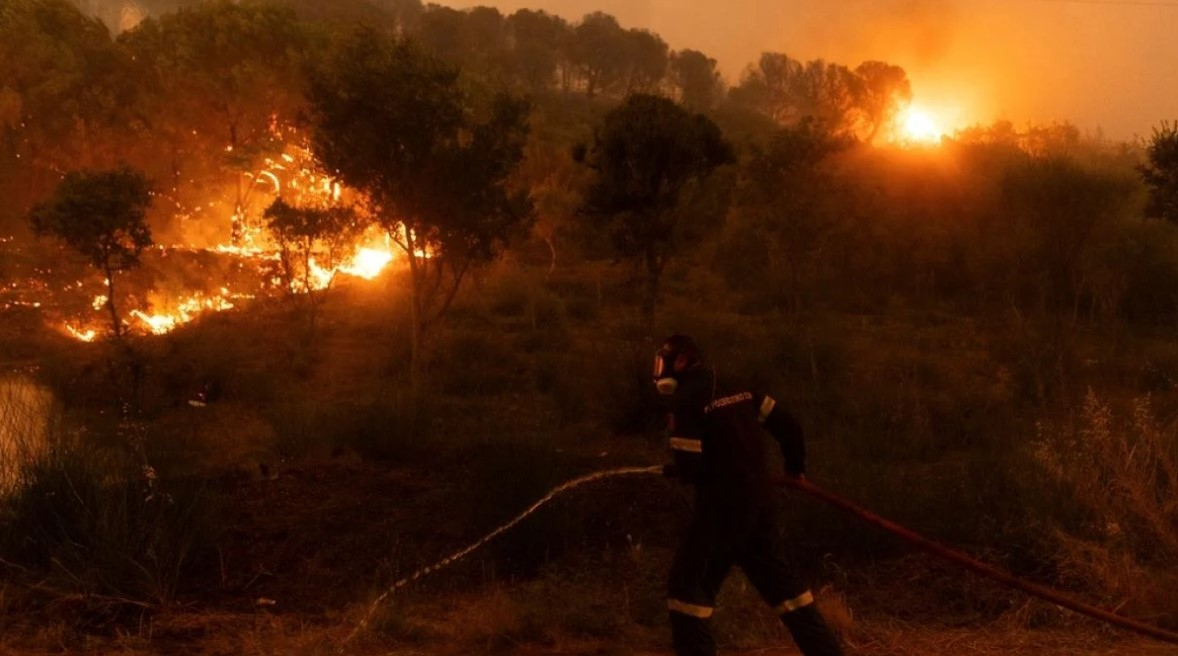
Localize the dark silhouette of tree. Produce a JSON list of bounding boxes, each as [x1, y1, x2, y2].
[[28, 166, 153, 338], [578, 94, 732, 326], [855, 61, 911, 143], [1003, 157, 1132, 319], [729, 52, 804, 124], [567, 12, 627, 98], [307, 28, 530, 397], [1140, 122, 1178, 225], [506, 9, 569, 91], [734, 52, 912, 139], [622, 29, 668, 94], [1, 0, 141, 219], [669, 49, 723, 111], [730, 121, 854, 311]]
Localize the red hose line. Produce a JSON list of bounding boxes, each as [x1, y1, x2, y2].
[[775, 476, 1178, 645]]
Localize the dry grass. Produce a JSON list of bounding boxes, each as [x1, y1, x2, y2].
[[1034, 391, 1178, 624]]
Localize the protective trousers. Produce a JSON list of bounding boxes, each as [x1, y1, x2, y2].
[[667, 493, 843, 656]]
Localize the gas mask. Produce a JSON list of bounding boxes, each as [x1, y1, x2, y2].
[[653, 348, 680, 395], [653, 335, 701, 396]]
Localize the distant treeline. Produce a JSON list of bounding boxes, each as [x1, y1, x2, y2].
[[1, 0, 916, 231], [6, 0, 1178, 331]]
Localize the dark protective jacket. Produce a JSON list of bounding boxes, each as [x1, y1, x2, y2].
[[667, 366, 805, 500]]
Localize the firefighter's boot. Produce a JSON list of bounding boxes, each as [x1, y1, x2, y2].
[[669, 610, 716, 656], [781, 604, 843, 656]]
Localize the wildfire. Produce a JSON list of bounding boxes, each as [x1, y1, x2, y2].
[[8, 131, 406, 343], [129, 290, 243, 336], [64, 324, 97, 342], [339, 246, 395, 280], [898, 106, 944, 145]]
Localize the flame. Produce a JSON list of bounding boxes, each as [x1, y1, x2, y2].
[[899, 107, 944, 145], [46, 131, 406, 342], [128, 290, 244, 335], [339, 247, 394, 280], [63, 324, 96, 342]]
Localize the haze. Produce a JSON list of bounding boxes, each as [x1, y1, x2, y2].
[[443, 0, 1178, 140]]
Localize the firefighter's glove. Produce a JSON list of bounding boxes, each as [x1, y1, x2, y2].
[[661, 463, 679, 479]]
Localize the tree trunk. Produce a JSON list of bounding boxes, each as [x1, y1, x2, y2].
[[104, 265, 122, 339], [405, 232, 426, 409]]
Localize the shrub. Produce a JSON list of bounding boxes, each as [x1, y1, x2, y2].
[[0, 428, 218, 613], [437, 330, 524, 396], [1033, 390, 1178, 625]]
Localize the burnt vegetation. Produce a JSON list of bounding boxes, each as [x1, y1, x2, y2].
[[1, 0, 1178, 653]]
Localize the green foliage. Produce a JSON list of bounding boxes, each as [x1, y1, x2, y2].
[[29, 165, 153, 336], [0, 430, 217, 610], [119, 0, 308, 151], [730, 54, 861, 137], [1140, 121, 1178, 224], [308, 28, 529, 260], [0, 0, 141, 219], [307, 26, 531, 394], [29, 166, 153, 273], [506, 9, 569, 90], [580, 94, 732, 322], [1001, 157, 1134, 312], [669, 49, 723, 111]]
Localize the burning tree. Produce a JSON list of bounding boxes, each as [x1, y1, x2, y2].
[[306, 27, 529, 396], [28, 166, 153, 338], [262, 196, 364, 321]]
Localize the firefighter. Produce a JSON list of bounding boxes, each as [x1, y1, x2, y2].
[[653, 334, 843, 656]]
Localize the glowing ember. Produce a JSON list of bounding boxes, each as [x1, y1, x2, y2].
[[129, 291, 243, 335], [64, 324, 97, 342], [899, 107, 943, 145]]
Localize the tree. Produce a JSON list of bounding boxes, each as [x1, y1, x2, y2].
[[119, 1, 308, 245], [28, 166, 153, 338], [307, 28, 530, 397], [729, 52, 803, 124], [1003, 157, 1132, 319], [622, 29, 668, 94], [1, 0, 142, 221], [262, 197, 364, 323], [567, 12, 627, 97], [579, 94, 732, 326], [854, 61, 911, 143], [506, 9, 569, 91], [1140, 122, 1178, 224], [730, 53, 863, 137], [669, 49, 723, 111], [728, 122, 854, 311]]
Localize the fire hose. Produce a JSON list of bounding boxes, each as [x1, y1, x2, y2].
[[776, 475, 1178, 645], [340, 466, 1178, 650]]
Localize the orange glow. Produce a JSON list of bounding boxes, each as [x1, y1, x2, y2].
[[63, 324, 97, 342], [338, 246, 395, 280], [47, 132, 409, 342], [897, 106, 944, 146]]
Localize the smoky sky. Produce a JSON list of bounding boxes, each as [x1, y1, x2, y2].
[[443, 0, 1178, 140]]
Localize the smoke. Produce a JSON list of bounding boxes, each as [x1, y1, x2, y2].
[[802, 0, 962, 67]]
